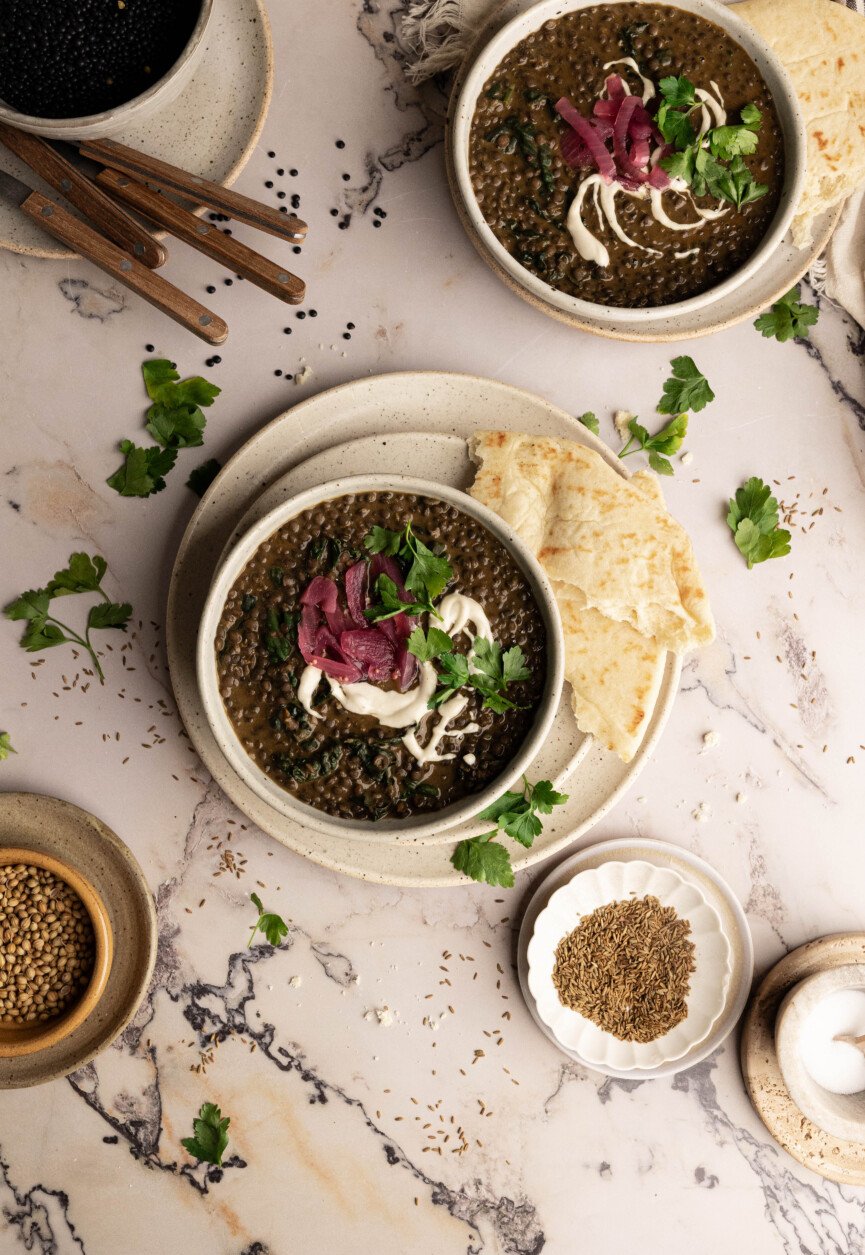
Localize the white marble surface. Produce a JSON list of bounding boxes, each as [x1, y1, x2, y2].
[[1, 1, 865, 1251]]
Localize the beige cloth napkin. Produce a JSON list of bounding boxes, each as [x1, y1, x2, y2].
[[401, 0, 865, 326]]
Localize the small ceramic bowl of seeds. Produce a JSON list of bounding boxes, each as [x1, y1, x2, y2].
[[0, 847, 113, 1059]]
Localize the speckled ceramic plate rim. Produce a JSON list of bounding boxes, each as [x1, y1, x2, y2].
[[0, 792, 157, 1089], [517, 837, 754, 1078], [0, 0, 274, 260], [166, 371, 682, 886], [444, 0, 844, 342], [740, 932, 865, 1185]]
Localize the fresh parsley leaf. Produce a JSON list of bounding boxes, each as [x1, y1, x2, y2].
[[428, 650, 471, 708], [365, 574, 430, 623], [619, 413, 688, 474], [145, 401, 206, 449], [363, 526, 403, 557], [187, 458, 222, 497], [577, 411, 600, 435], [754, 285, 819, 342], [501, 645, 531, 684], [4, 552, 129, 683], [724, 155, 768, 209], [658, 356, 714, 414], [0, 732, 16, 760], [403, 523, 452, 602], [107, 440, 177, 497], [47, 553, 107, 597], [452, 777, 569, 887], [248, 892, 289, 947], [656, 102, 697, 150], [708, 124, 759, 161], [658, 75, 696, 108], [142, 359, 220, 410], [660, 146, 696, 184], [451, 836, 515, 888], [407, 625, 453, 662], [726, 476, 792, 568], [87, 601, 133, 630], [141, 358, 180, 400], [181, 1102, 230, 1168]]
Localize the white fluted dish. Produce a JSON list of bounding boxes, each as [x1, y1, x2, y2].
[[527, 859, 732, 1070]]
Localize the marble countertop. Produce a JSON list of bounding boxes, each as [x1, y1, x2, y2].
[[1, 1, 865, 1252]]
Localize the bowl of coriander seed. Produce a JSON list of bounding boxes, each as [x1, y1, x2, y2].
[[0, 848, 113, 1058]]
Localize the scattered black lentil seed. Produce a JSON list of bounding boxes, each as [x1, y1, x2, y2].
[[279, 207, 288, 214], [341, 173, 350, 182], [206, 285, 216, 295], [335, 139, 345, 149], [224, 279, 233, 286], [283, 327, 292, 335], [330, 208, 339, 217], [290, 168, 298, 176], [277, 168, 285, 176], [268, 150, 276, 158], [296, 311, 306, 319], [277, 191, 286, 200], [373, 220, 382, 228], [145, 343, 154, 352], [265, 180, 274, 189], [275, 369, 282, 377], [212, 355, 222, 364], [343, 333, 351, 340], [290, 195, 300, 209], [292, 245, 302, 254], [309, 309, 318, 318], [347, 322, 355, 330]]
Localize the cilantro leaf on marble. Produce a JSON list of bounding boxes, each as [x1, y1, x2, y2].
[[658, 357, 714, 414], [451, 835, 515, 888], [618, 413, 689, 475], [726, 477, 792, 568], [0, 732, 16, 761], [181, 1102, 230, 1167], [107, 440, 177, 497], [186, 458, 222, 498], [248, 892, 289, 948], [754, 286, 819, 342], [577, 411, 600, 435], [452, 778, 568, 886]]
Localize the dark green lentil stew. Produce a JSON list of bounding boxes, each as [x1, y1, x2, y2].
[[469, 3, 785, 307], [215, 492, 547, 822]]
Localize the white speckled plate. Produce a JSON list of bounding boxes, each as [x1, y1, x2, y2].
[[527, 860, 732, 1070], [0, 0, 273, 258], [518, 838, 753, 1079], [166, 372, 682, 886]]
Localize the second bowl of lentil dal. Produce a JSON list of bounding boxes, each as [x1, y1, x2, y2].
[[0, 847, 113, 1059], [450, 0, 805, 326], [197, 474, 565, 842]]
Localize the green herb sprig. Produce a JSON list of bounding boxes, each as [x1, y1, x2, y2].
[[181, 1102, 231, 1168], [658, 356, 714, 415], [248, 892, 289, 948], [754, 285, 819, 342], [363, 522, 453, 620], [187, 458, 222, 498], [4, 552, 131, 683], [452, 778, 569, 887], [108, 359, 221, 498], [577, 411, 600, 435], [406, 628, 531, 713], [657, 78, 768, 209], [618, 413, 688, 475], [727, 477, 792, 568], [0, 732, 15, 761]]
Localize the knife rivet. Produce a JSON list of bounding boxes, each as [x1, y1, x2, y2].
[[199, 315, 212, 326], [119, 178, 130, 188], [277, 273, 289, 283], [133, 244, 144, 255], [60, 178, 71, 191], [120, 259, 132, 272], [40, 206, 53, 217], [197, 224, 209, 234]]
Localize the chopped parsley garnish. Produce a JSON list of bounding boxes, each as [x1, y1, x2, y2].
[[4, 552, 131, 683], [754, 285, 819, 342], [658, 356, 714, 414], [364, 521, 452, 611], [657, 77, 768, 210], [451, 777, 569, 887], [0, 732, 15, 761], [577, 411, 600, 435], [425, 637, 531, 712], [618, 413, 688, 475], [365, 573, 437, 622], [430, 649, 471, 707], [406, 625, 454, 662], [727, 477, 792, 568], [186, 458, 222, 498], [248, 892, 289, 947], [181, 1103, 231, 1168], [108, 359, 220, 498]]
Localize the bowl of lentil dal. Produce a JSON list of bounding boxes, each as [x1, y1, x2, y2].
[[197, 474, 565, 842], [0, 847, 113, 1058], [450, 0, 805, 326]]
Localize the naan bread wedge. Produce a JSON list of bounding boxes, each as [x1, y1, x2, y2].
[[469, 431, 714, 653], [736, 0, 865, 245]]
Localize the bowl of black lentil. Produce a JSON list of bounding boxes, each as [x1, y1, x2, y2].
[[197, 474, 565, 842], [0, 847, 113, 1058], [450, 0, 805, 326], [0, 0, 213, 140]]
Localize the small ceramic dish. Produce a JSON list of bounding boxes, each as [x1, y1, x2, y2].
[[450, 0, 806, 330], [0, 847, 114, 1059], [197, 473, 565, 844], [526, 859, 732, 1070], [775, 965, 865, 1145], [0, 0, 214, 141]]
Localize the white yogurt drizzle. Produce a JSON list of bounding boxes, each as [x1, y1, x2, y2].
[[602, 58, 655, 104], [297, 592, 492, 766], [564, 80, 732, 267]]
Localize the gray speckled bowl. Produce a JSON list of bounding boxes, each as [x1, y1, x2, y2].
[[0, 0, 213, 140], [197, 474, 566, 844]]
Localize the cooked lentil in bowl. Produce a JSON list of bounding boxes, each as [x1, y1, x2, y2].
[[214, 491, 548, 822], [0, 862, 95, 1025], [468, 2, 785, 307]]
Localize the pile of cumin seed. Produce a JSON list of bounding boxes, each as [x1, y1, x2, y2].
[[552, 895, 696, 1043]]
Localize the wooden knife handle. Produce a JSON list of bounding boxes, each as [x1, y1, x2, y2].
[[97, 168, 305, 305], [0, 124, 166, 269], [80, 138, 308, 244], [20, 191, 227, 345]]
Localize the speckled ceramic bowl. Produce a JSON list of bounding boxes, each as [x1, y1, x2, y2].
[[0, 0, 214, 141], [197, 473, 565, 844], [450, 0, 806, 328], [0, 846, 113, 1059]]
